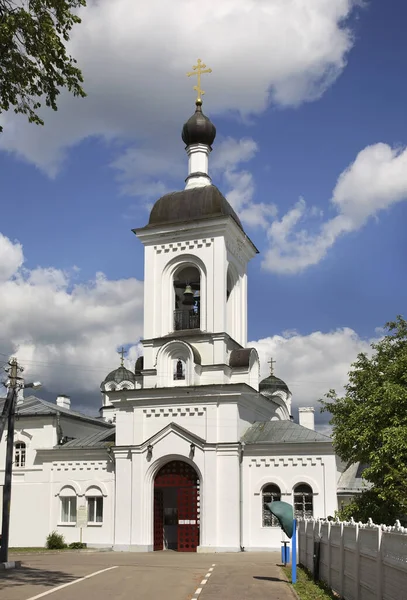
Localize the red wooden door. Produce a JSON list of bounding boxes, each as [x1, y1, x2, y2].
[[154, 488, 164, 551], [177, 487, 199, 552]]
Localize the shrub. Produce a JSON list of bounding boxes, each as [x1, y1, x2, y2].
[[46, 531, 66, 550], [69, 542, 87, 549]]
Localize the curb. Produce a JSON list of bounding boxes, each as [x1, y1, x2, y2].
[[0, 560, 22, 570], [9, 548, 113, 557], [278, 564, 301, 600]]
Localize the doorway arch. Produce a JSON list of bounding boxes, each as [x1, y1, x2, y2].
[[153, 460, 200, 552]]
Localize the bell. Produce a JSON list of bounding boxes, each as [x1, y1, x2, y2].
[[183, 284, 194, 306]]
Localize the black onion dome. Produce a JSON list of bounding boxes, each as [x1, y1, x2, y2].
[[259, 375, 290, 396], [102, 366, 136, 386], [182, 101, 216, 147]]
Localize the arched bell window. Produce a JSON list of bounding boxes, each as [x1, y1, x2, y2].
[[262, 484, 281, 527], [173, 359, 186, 381], [294, 483, 313, 519], [173, 266, 200, 331]]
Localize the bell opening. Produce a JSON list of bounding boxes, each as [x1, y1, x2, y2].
[[173, 266, 200, 331]]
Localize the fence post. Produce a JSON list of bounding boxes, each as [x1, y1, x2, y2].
[[376, 526, 383, 600], [339, 522, 344, 598], [313, 520, 321, 582], [327, 520, 331, 588], [354, 523, 360, 600]]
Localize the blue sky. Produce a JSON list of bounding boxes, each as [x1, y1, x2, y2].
[[0, 1, 405, 425]]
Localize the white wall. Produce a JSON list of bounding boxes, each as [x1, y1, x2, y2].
[[0, 411, 115, 548], [242, 448, 337, 550]]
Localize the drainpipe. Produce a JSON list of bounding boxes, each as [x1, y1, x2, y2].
[[56, 412, 64, 445], [239, 442, 245, 551], [106, 445, 116, 551]]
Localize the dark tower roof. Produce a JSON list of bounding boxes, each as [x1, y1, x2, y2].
[[182, 100, 216, 147], [102, 366, 136, 386], [146, 185, 243, 230], [259, 374, 290, 396]]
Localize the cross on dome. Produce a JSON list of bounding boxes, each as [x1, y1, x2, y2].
[[187, 58, 212, 105], [118, 347, 125, 366], [268, 357, 276, 376]]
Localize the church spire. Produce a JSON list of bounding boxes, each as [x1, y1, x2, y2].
[[182, 59, 216, 190]]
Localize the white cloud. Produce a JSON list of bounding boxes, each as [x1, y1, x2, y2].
[[0, 0, 357, 176], [262, 143, 407, 273], [212, 137, 278, 228], [250, 326, 379, 420], [331, 143, 407, 223], [0, 234, 144, 400], [0, 234, 24, 282]]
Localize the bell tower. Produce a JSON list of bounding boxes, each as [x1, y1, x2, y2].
[[133, 60, 259, 390]]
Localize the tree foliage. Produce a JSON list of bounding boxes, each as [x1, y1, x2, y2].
[[0, 0, 86, 132], [321, 316, 407, 525]]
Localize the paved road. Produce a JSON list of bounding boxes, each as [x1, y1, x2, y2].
[[1, 551, 294, 600]]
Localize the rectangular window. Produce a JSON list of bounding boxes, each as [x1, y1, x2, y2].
[[15, 443, 26, 468], [87, 497, 103, 523], [61, 497, 77, 523]]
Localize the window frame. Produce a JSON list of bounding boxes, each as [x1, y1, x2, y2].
[[87, 496, 103, 525], [293, 483, 314, 519], [14, 441, 26, 468], [60, 496, 77, 525], [262, 484, 282, 527]]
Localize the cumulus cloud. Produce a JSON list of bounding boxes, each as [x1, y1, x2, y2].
[[0, 234, 144, 405], [0, 234, 24, 282], [0, 0, 357, 175], [250, 326, 379, 430], [262, 143, 407, 273], [211, 137, 278, 228]]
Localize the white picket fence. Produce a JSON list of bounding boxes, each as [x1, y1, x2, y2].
[[298, 518, 407, 600]]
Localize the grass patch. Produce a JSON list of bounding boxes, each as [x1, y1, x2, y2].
[[282, 565, 339, 600]]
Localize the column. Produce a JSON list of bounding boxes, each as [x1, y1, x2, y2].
[[113, 450, 132, 550]]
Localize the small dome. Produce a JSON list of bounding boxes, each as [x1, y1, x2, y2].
[[259, 375, 290, 396], [182, 101, 216, 147], [102, 366, 136, 386]]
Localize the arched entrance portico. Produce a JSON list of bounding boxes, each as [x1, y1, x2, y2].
[[153, 460, 200, 552]]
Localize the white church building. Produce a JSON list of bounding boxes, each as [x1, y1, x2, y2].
[[0, 96, 340, 552]]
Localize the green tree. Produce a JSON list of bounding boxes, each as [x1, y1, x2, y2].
[[0, 0, 86, 133], [321, 315, 407, 525]]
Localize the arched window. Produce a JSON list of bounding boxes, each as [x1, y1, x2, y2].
[[86, 487, 103, 524], [15, 442, 26, 468], [173, 265, 201, 331], [262, 484, 281, 527], [59, 487, 77, 523], [173, 359, 186, 381], [157, 340, 199, 387], [294, 484, 313, 519]]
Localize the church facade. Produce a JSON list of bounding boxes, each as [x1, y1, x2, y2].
[[0, 95, 339, 552]]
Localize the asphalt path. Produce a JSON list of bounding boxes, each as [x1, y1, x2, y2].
[[0, 550, 291, 600]]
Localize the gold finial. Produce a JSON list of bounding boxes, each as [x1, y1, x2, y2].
[[187, 58, 212, 104], [118, 347, 125, 367], [268, 357, 276, 376]]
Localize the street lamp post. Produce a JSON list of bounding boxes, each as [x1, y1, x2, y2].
[[0, 359, 41, 563]]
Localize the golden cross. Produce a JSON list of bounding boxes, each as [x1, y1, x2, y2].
[[187, 59, 212, 103], [268, 357, 276, 376], [118, 347, 125, 366]]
